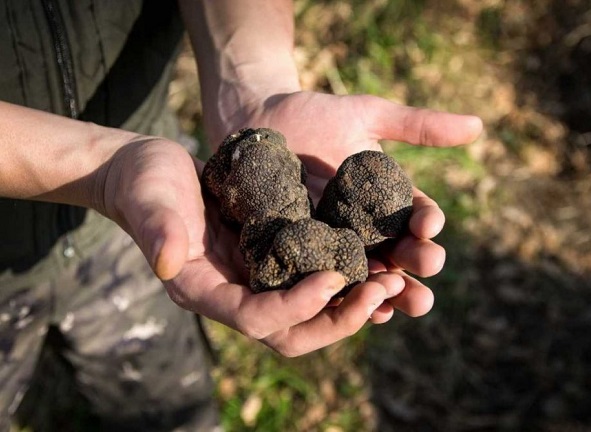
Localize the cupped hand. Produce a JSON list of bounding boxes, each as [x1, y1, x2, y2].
[[222, 91, 483, 322], [94, 135, 407, 356], [95, 91, 483, 356]]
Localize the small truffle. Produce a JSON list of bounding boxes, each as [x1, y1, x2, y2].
[[250, 219, 368, 294], [316, 150, 413, 248]]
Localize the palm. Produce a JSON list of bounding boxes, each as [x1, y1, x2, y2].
[[103, 92, 482, 356], [239, 91, 481, 201], [271, 95, 381, 202], [102, 138, 239, 280], [102, 138, 261, 326]]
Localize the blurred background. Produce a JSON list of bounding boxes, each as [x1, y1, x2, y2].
[[16, 0, 591, 431]]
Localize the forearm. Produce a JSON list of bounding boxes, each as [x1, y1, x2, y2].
[[0, 101, 133, 207], [178, 0, 301, 145]]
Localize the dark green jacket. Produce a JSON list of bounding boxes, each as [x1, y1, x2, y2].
[[0, 0, 184, 273]]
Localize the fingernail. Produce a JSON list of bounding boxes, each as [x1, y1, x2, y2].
[[151, 237, 165, 274]]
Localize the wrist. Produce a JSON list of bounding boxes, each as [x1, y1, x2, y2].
[[180, 0, 301, 146], [201, 53, 301, 146], [0, 101, 136, 209], [85, 124, 139, 216]]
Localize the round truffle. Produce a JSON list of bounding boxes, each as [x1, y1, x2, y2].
[[250, 219, 368, 294], [202, 128, 311, 224], [316, 150, 413, 248]]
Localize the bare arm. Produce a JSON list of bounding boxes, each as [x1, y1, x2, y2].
[[178, 0, 301, 146], [0, 100, 132, 206], [0, 100, 204, 281], [176, 0, 484, 332]]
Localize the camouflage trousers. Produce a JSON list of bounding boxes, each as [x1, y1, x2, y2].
[[0, 212, 219, 432]]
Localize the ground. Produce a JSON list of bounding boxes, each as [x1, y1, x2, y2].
[[14, 0, 591, 431], [190, 1, 591, 430]]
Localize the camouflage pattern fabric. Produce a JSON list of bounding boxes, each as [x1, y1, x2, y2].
[[0, 212, 219, 432]]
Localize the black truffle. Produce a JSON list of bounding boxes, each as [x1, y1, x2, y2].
[[316, 150, 413, 248], [202, 128, 310, 224], [202, 128, 369, 294], [250, 219, 368, 294], [239, 211, 299, 268]]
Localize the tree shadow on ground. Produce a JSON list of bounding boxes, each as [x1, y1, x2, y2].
[[367, 1, 591, 429], [481, 0, 591, 174], [368, 225, 591, 431]]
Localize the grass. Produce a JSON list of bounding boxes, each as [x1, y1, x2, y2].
[[15, 1, 486, 431], [206, 321, 374, 431], [16, 0, 591, 430], [385, 143, 485, 216]]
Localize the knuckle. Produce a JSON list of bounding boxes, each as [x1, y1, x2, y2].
[[273, 343, 303, 358], [234, 315, 268, 340], [164, 285, 191, 310], [334, 310, 364, 338]]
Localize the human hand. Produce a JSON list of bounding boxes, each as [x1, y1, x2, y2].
[[179, 0, 482, 351], [94, 135, 408, 356], [0, 99, 438, 356], [211, 91, 483, 322]]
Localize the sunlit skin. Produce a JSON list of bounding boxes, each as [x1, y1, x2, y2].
[[0, 93, 482, 358], [0, 0, 484, 358], [173, 0, 483, 354], [99, 91, 482, 357]]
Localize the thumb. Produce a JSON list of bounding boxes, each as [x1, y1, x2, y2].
[[136, 205, 189, 281], [364, 96, 483, 146]]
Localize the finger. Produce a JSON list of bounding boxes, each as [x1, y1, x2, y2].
[[384, 236, 446, 277], [232, 271, 347, 340], [368, 257, 389, 274], [264, 281, 388, 357], [410, 187, 445, 239], [137, 206, 189, 281], [388, 273, 434, 317], [366, 272, 405, 297], [363, 96, 483, 146], [369, 302, 395, 324]]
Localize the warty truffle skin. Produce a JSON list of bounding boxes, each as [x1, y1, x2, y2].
[[250, 219, 368, 294], [239, 211, 299, 268], [202, 128, 310, 225], [316, 150, 413, 248], [202, 128, 370, 294]]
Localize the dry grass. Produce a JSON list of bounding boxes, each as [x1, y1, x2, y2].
[[14, 0, 591, 430]]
